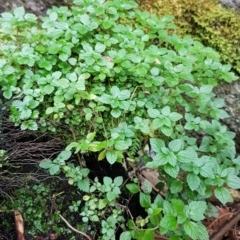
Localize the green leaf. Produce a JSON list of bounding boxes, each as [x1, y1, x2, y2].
[[43, 85, 54, 95], [226, 175, 240, 189], [82, 217, 88, 223], [171, 199, 185, 215], [183, 221, 208, 240], [99, 73, 106, 81], [161, 125, 173, 137], [139, 122, 150, 134], [102, 20, 112, 29], [20, 120, 38, 131], [187, 173, 200, 191], [88, 141, 104, 152], [137, 100, 145, 107], [77, 179, 90, 192], [95, 42, 106, 53], [114, 140, 130, 150], [57, 78, 70, 88], [98, 150, 106, 161], [142, 230, 154, 240], [142, 179, 152, 194], [118, 90, 131, 100], [170, 180, 183, 194], [14, 6, 25, 19], [77, 75, 87, 90], [86, 132, 96, 142], [160, 213, 177, 231], [136, 66, 148, 76], [150, 67, 160, 76], [118, 100, 130, 110], [58, 150, 72, 161], [20, 108, 32, 119], [81, 42, 93, 52], [169, 139, 182, 152], [107, 191, 117, 201], [163, 200, 175, 214], [147, 154, 167, 168], [147, 109, 160, 118], [139, 192, 151, 208], [122, 2, 138, 9], [3, 90, 12, 99], [161, 15, 175, 22], [3, 65, 15, 75], [113, 186, 121, 195], [161, 106, 171, 116], [46, 107, 54, 115], [199, 160, 215, 178], [111, 108, 121, 118], [59, 53, 69, 61], [114, 176, 123, 186], [164, 164, 179, 178], [103, 176, 112, 186], [1, 12, 14, 21], [67, 57, 77, 65], [98, 198, 108, 210], [106, 150, 118, 164], [199, 85, 213, 94], [90, 215, 99, 222], [39, 159, 52, 169], [154, 195, 164, 206], [177, 148, 197, 163], [214, 187, 232, 204], [80, 14, 90, 25], [110, 86, 120, 97], [149, 210, 161, 226], [150, 138, 165, 153], [49, 11, 58, 21], [188, 201, 207, 221], [126, 183, 140, 194], [49, 164, 60, 175], [120, 231, 132, 240], [169, 112, 183, 121]]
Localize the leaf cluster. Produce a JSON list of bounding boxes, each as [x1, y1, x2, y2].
[[137, 0, 240, 73], [2, 184, 72, 236], [0, 0, 239, 239]]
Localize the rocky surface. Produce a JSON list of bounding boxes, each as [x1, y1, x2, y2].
[[220, 0, 240, 11], [214, 80, 240, 149], [0, 0, 72, 16]]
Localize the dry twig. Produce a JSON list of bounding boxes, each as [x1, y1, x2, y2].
[[210, 209, 240, 240], [51, 195, 92, 240]]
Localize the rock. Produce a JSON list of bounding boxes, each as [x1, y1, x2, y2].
[[214, 80, 240, 151], [220, 0, 240, 11], [0, 0, 72, 16]]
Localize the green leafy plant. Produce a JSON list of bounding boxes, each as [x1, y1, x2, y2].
[[2, 184, 71, 236], [137, 0, 240, 74], [1, 0, 240, 239]]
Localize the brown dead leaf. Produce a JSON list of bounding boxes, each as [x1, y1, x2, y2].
[[206, 206, 234, 237], [137, 168, 166, 196], [49, 233, 58, 240], [14, 210, 25, 240]]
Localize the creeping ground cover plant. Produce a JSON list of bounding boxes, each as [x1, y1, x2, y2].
[[0, 0, 240, 239]]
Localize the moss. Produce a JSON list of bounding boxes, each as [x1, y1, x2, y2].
[[136, 0, 240, 73]]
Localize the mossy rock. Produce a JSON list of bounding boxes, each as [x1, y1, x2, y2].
[[136, 0, 240, 74]]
